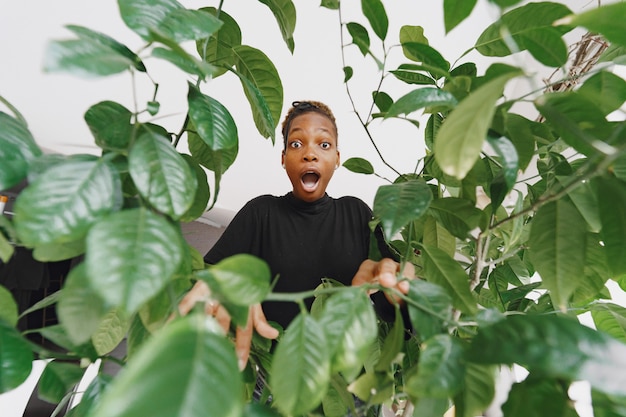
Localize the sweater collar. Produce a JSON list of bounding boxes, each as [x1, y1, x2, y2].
[[285, 192, 332, 214]]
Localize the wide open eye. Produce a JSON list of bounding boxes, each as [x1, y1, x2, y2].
[[289, 141, 302, 149], [320, 142, 331, 150]]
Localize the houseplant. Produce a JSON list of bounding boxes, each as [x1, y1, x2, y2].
[[1, 0, 626, 416]]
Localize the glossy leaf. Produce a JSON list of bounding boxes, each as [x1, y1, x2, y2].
[[562, 177, 601, 233], [57, 263, 108, 345], [187, 85, 238, 151], [0, 321, 33, 392], [84, 101, 133, 151], [591, 303, 626, 344], [197, 254, 271, 306], [13, 159, 121, 246], [196, 8, 241, 78], [528, 199, 587, 310], [347, 22, 370, 56], [233, 45, 283, 140], [361, 0, 388, 41], [39, 361, 86, 403], [0, 111, 41, 161], [423, 215, 456, 256], [406, 278, 453, 341], [455, 364, 497, 417], [271, 315, 331, 416], [318, 288, 378, 373], [91, 315, 243, 417], [401, 42, 450, 73], [385, 88, 457, 118], [502, 376, 578, 417], [389, 68, 436, 85], [487, 134, 519, 210], [0, 139, 28, 190], [434, 72, 519, 179], [91, 308, 129, 356], [577, 71, 626, 116], [117, 0, 182, 41], [188, 131, 238, 175], [0, 286, 18, 327], [151, 45, 215, 78], [475, 2, 572, 66], [258, 0, 296, 53], [32, 239, 85, 262], [595, 177, 626, 276], [420, 244, 477, 315], [373, 179, 433, 241], [428, 197, 483, 239], [405, 334, 465, 398], [153, 8, 222, 43], [374, 306, 404, 372], [343, 157, 374, 175], [468, 314, 626, 396], [85, 208, 184, 314], [179, 154, 210, 222], [562, 2, 626, 47], [128, 132, 197, 219], [65, 374, 112, 417], [504, 113, 538, 171], [443, 0, 478, 33]]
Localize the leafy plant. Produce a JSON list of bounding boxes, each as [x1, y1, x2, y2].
[[1, 0, 626, 416]]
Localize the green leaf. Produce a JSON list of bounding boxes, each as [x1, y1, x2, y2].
[[385, 88, 457, 118], [0, 111, 42, 161], [578, 71, 626, 116], [487, 134, 519, 211], [561, 177, 601, 233], [405, 334, 465, 398], [361, 0, 388, 41], [91, 308, 129, 356], [271, 315, 331, 416], [0, 139, 28, 190], [343, 157, 374, 175], [420, 244, 477, 315], [528, 199, 587, 310], [399, 25, 429, 57], [504, 113, 538, 171], [233, 45, 283, 140], [373, 179, 433, 241], [455, 364, 497, 417], [188, 131, 238, 175], [197, 254, 271, 307], [65, 374, 113, 417], [346, 22, 370, 56], [502, 376, 578, 417], [389, 69, 437, 85], [428, 197, 483, 239], [151, 46, 215, 78], [401, 42, 450, 73], [91, 315, 243, 417], [179, 154, 210, 222], [187, 86, 238, 151], [258, 0, 296, 53], [373, 91, 393, 112], [591, 303, 626, 344], [117, 0, 182, 41], [14, 159, 122, 246], [153, 8, 222, 43], [318, 288, 378, 374], [39, 361, 86, 403], [57, 264, 108, 345], [374, 306, 404, 372], [84, 101, 134, 151], [562, 2, 626, 47], [129, 132, 197, 219], [434, 72, 520, 179], [0, 286, 18, 327], [475, 2, 572, 65], [407, 278, 453, 341], [85, 208, 184, 314], [423, 215, 456, 256], [0, 321, 33, 393], [468, 314, 626, 397], [443, 0, 478, 33], [343, 66, 353, 82], [196, 8, 241, 78], [595, 177, 626, 276]]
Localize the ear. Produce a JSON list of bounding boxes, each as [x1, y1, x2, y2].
[[281, 151, 285, 168], [335, 150, 341, 169]]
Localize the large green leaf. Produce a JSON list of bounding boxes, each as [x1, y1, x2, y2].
[[577, 71, 626, 116], [196, 254, 271, 307], [179, 154, 210, 222], [487, 134, 519, 211], [405, 334, 465, 398], [85, 208, 184, 314], [196, 8, 241, 77], [501, 375, 578, 417], [117, 0, 182, 41], [401, 42, 450, 73], [361, 0, 388, 41], [384, 88, 457, 118], [591, 303, 626, 344], [91, 308, 129, 356], [128, 132, 197, 219], [434, 72, 519, 179], [0, 321, 33, 393], [373, 179, 433, 241], [0, 139, 27, 190], [38, 361, 86, 403], [407, 278, 453, 341], [317, 288, 378, 374], [420, 244, 477, 315], [562, 2, 626, 47], [233, 45, 283, 140], [428, 197, 484, 239], [154, 8, 222, 43], [258, 0, 297, 53], [468, 314, 626, 397], [13, 159, 122, 247], [475, 2, 572, 66], [84, 101, 134, 152], [342, 157, 374, 175], [347, 22, 370, 56], [0, 111, 41, 161], [528, 199, 587, 310], [455, 364, 497, 417], [422, 215, 456, 256], [443, 0, 478, 33], [595, 177, 626, 276], [151, 43, 215, 78], [91, 315, 243, 417], [65, 374, 112, 417], [0, 286, 18, 327], [271, 315, 331, 415], [187, 85, 238, 151]]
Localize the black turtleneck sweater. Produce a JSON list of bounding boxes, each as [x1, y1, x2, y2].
[[204, 192, 390, 330]]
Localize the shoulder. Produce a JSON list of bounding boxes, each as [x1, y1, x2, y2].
[[334, 195, 372, 215], [236, 194, 284, 216]]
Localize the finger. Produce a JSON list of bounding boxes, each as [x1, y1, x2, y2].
[[352, 260, 379, 293], [376, 258, 400, 288], [178, 281, 210, 316], [252, 305, 279, 340], [214, 305, 231, 334], [235, 310, 254, 371]]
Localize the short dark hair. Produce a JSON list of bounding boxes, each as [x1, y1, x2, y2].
[[281, 100, 338, 151]]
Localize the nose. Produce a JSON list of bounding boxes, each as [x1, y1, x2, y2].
[[303, 149, 318, 162]]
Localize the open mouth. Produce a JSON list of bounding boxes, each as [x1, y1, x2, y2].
[[301, 172, 320, 190]]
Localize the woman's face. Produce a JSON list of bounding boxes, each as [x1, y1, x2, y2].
[[281, 112, 340, 202]]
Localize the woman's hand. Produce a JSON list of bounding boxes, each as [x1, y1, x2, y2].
[[351, 258, 415, 304], [177, 280, 279, 370]]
